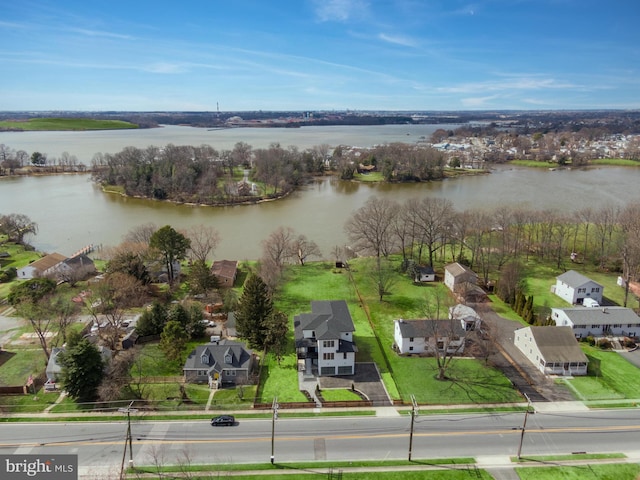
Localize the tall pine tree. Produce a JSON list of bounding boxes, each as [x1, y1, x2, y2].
[[235, 274, 273, 349]]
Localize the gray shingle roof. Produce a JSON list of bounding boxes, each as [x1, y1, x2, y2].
[[554, 306, 640, 326], [294, 300, 355, 346], [183, 340, 253, 374], [524, 326, 588, 364], [556, 270, 601, 288], [396, 319, 466, 338]]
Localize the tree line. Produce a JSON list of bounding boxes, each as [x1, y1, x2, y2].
[[90, 141, 329, 205], [344, 197, 640, 307]]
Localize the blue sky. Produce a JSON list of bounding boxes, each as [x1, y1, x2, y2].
[[2, 0, 639, 111]]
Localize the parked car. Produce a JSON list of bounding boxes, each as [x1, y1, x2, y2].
[[201, 319, 216, 328], [211, 415, 235, 426]]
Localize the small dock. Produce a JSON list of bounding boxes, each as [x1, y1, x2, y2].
[[70, 244, 95, 257]]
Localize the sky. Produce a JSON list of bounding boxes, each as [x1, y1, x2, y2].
[[1, 0, 639, 112]]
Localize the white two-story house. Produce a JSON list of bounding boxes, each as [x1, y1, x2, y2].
[[552, 270, 603, 305], [294, 300, 357, 376]]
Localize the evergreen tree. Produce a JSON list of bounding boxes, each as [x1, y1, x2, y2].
[[136, 301, 167, 336], [160, 320, 188, 362], [149, 225, 191, 283], [264, 311, 289, 365], [59, 339, 104, 403], [524, 295, 534, 321], [235, 274, 273, 349]]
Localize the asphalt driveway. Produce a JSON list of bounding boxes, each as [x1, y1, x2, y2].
[[317, 362, 392, 406]]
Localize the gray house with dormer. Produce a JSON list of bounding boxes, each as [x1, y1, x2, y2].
[[183, 340, 255, 388], [294, 300, 357, 376]]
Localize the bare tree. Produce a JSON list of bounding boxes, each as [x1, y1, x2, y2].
[[262, 226, 295, 273], [422, 289, 461, 381], [290, 234, 322, 265], [185, 224, 221, 263], [122, 222, 157, 245], [85, 272, 147, 351], [593, 204, 620, 268], [16, 300, 55, 361], [618, 202, 640, 307], [345, 196, 399, 268], [0, 213, 38, 244]]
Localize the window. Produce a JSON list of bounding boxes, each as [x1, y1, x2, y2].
[[612, 324, 621, 328], [578, 287, 586, 293], [343, 352, 347, 359], [409, 337, 414, 342], [223, 370, 236, 376], [197, 370, 206, 376], [409, 346, 414, 351], [323, 352, 334, 360], [322, 340, 335, 348], [591, 324, 600, 329], [592, 287, 600, 292]]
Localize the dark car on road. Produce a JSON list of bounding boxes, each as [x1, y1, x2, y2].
[[210, 415, 235, 426]]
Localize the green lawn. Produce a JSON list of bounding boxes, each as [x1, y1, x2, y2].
[[0, 118, 138, 131], [516, 463, 640, 480], [562, 346, 640, 401], [591, 158, 640, 167], [319, 388, 362, 401]]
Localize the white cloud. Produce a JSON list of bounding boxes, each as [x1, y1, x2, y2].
[[378, 33, 417, 47], [70, 28, 134, 40], [312, 0, 370, 22]]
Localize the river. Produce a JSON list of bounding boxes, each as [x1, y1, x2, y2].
[[1, 125, 639, 260]]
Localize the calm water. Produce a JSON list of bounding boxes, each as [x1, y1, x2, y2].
[[0, 124, 456, 162], [1, 126, 639, 260]]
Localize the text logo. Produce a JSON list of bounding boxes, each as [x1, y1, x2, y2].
[[1, 455, 77, 479]]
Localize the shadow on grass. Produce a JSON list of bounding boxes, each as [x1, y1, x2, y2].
[[0, 350, 16, 368]]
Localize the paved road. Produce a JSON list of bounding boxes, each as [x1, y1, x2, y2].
[[1, 409, 639, 478], [474, 303, 576, 402]]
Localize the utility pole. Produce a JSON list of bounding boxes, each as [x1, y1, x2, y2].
[[517, 393, 532, 460], [270, 396, 279, 464], [408, 394, 418, 461], [118, 401, 138, 480]]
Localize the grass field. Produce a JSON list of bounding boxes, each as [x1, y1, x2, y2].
[[562, 345, 640, 401], [516, 463, 640, 480], [0, 118, 138, 131]]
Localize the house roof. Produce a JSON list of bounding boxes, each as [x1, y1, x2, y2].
[[25, 252, 67, 272], [294, 300, 355, 344], [445, 262, 476, 279], [183, 340, 253, 374], [520, 326, 588, 364], [416, 265, 435, 275], [556, 270, 601, 288], [449, 304, 480, 321], [553, 306, 640, 326], [63, 254, 95, 269], [396, 319, 466, 338], [210, 260, 238, 281]]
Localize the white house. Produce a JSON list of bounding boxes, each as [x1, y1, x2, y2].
[[393, 318, 466, 355], [552, 270, 603, 305], [444, 262, 477, 292], [514, 326, 588, 376], [551, 306, 640, 338], [414, 265, 436, 283], [294, 300, 357, 376], [449, 304, 482, 331], [17, 253, 67, 279]]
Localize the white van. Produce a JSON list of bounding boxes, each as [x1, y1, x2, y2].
[[583, 298, 600, 308]]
